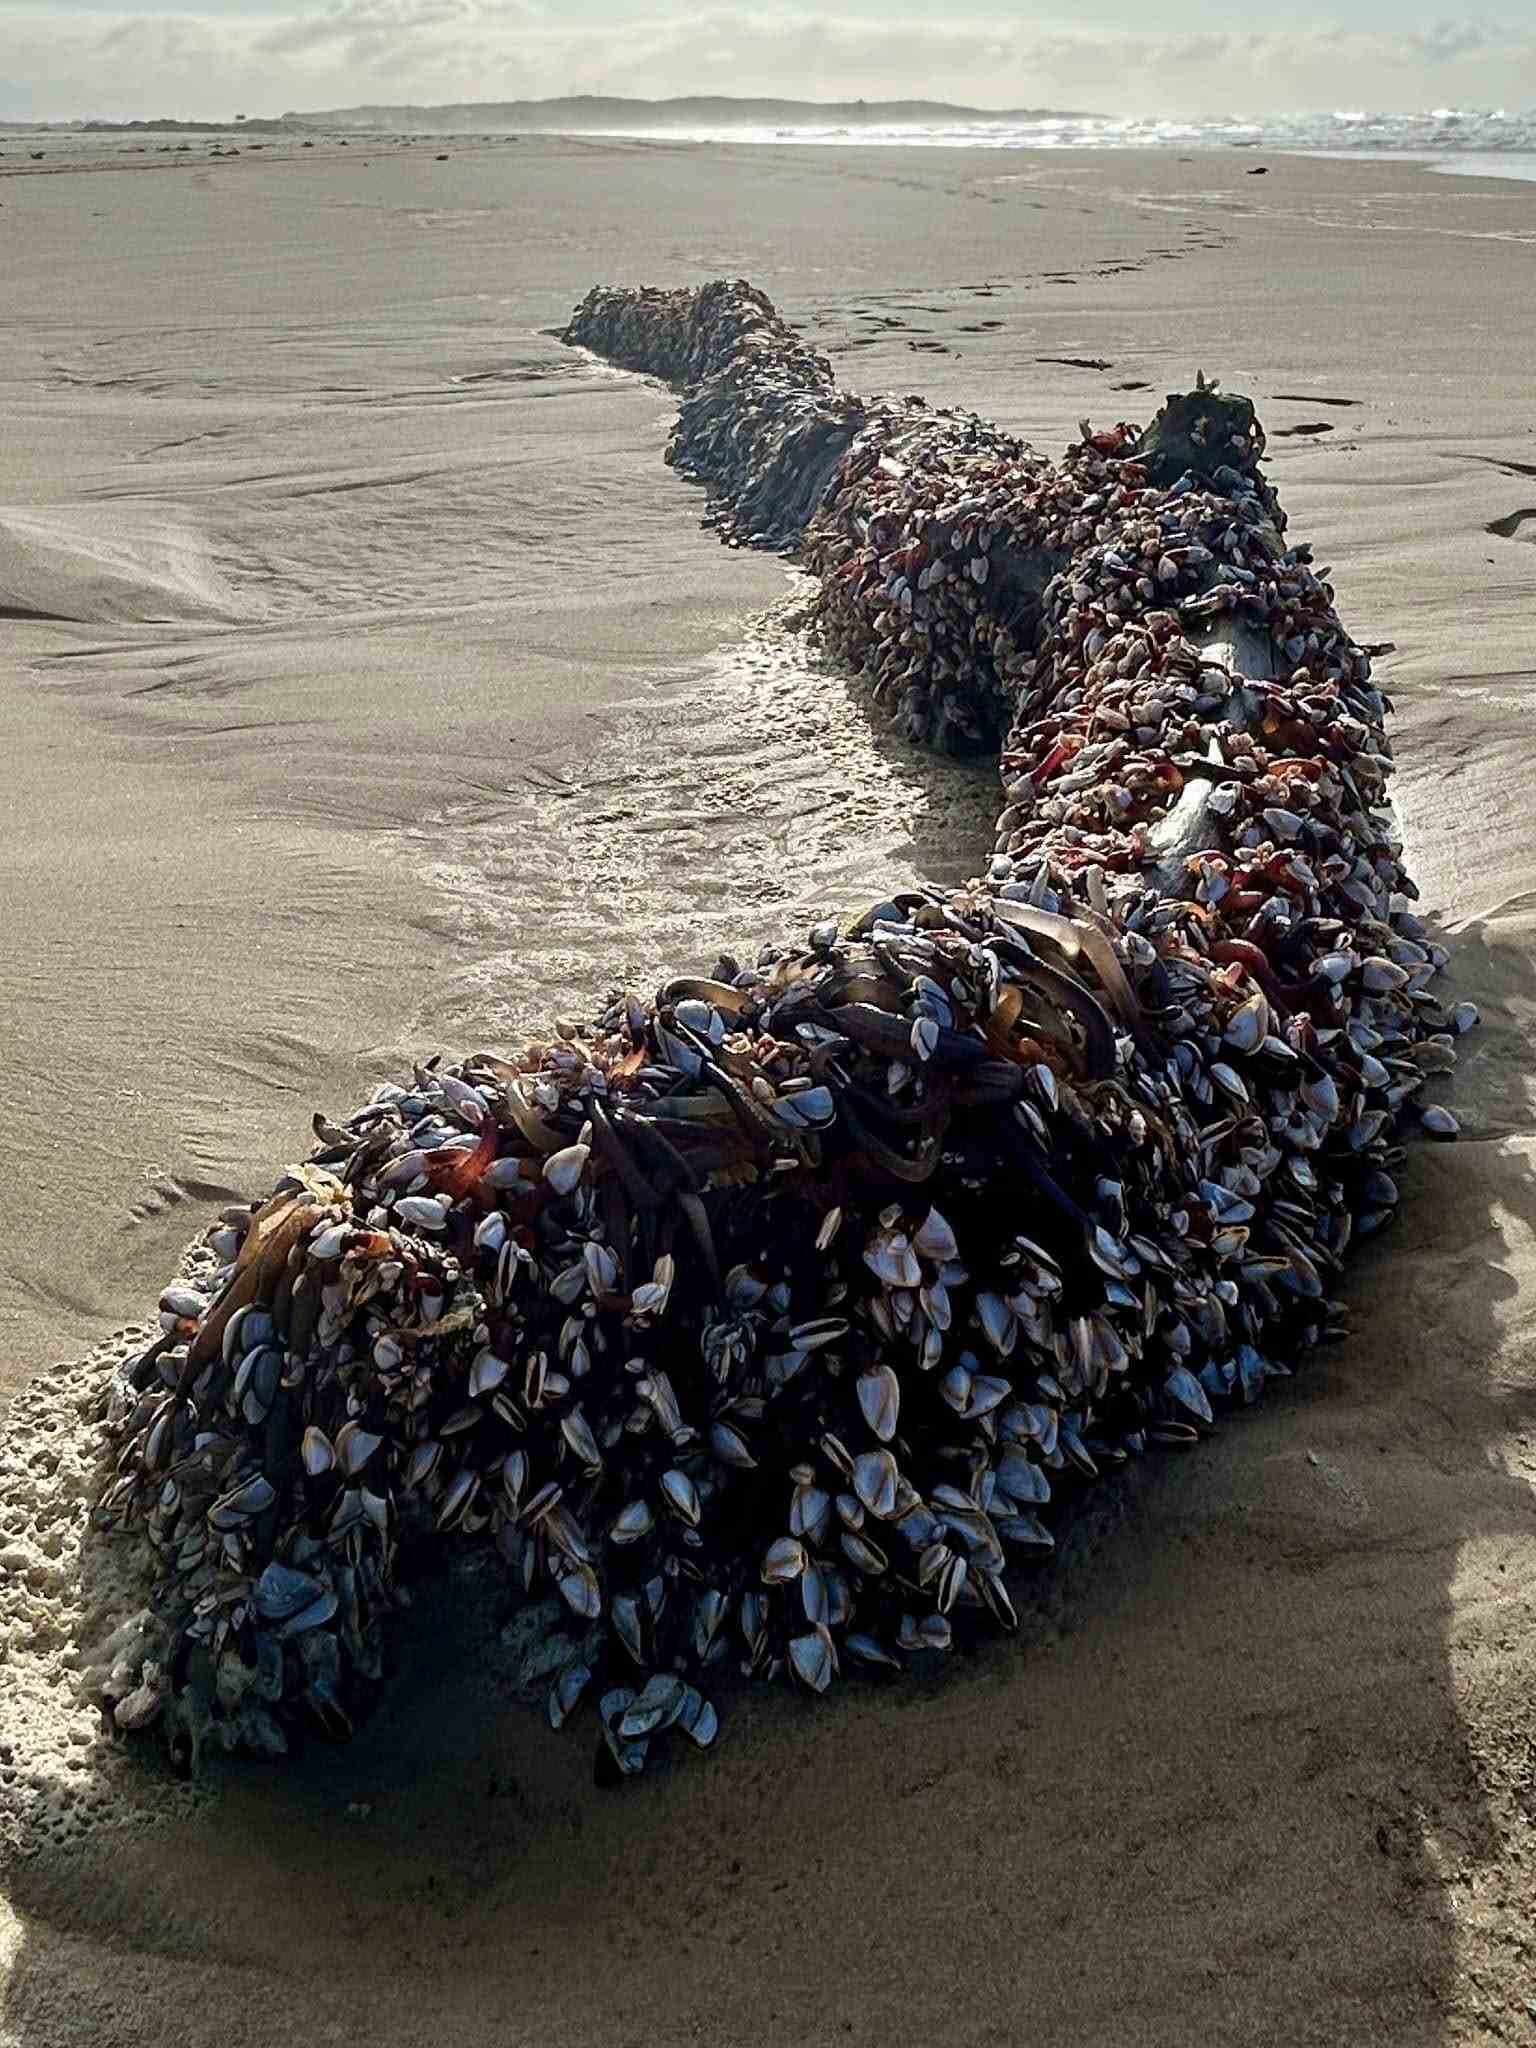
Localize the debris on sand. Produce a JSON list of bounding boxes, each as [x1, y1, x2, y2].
[[90, 283, 1467, 1782]]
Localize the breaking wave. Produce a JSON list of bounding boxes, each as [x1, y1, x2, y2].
[[607, 107, 1536, 175]]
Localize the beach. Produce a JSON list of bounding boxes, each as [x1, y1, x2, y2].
[[1, 133, 1534, 2044]]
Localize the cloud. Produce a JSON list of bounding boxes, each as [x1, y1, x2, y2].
[[1, 5, 1533, 123], [254, 0, 519, 60], [1405, 16, 1502, 59]]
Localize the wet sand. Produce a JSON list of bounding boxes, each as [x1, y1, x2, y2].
[[1, 137, 1534, 2044]]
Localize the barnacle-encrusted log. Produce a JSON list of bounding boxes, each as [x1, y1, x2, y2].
[[566, 280, 1039, 752], [91, 283, 1471, 1782]]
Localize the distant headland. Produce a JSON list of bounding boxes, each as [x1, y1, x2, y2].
[[6, 96, 1093, 136], [283, 96, 1094, 132]]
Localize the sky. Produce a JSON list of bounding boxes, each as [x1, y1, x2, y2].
[[1, 0, 1534, 124]]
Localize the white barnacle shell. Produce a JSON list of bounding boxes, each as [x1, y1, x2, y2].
[[840, 1529, 889, 1576], [307, 1222, 351, 1264], [787, 1626, 836, 1693], [789, 1316, 847, 1353], [583, 1241, 620, 1296], [910, 1016, 940, 1063], [659, 1468, 701, 1526], [1223, 990, 1268, 1054], [967, 1374, 1012, 1420], [975, 1291, 1016, 1356], [1301, 1072, 1340, 1121], [468, 1348, 510, 1398], [610, 1498, 655, 1544], [1361, 955, 1408, 993], [557, 1561, 603, 1621], [396, 1194, 450, 1233], [801, 1563, 829, 1626], [864, 1232, 922, 1290], [619, 1673, 688, 1739], [253, 1562, 327, 1623], [709, 1420, 757, 1470], [1165, 1365, 1214, 1426], [762, 1535, 807, 1583], [159, 1284, 208, 1323], [543, 1144, 590, 1196], [473, 1210, 509, 1253], [560, 1406, 602, 1470], [852, 1448, 900, 1520], [1208, 1061, 1249, 1105], [857, 1365, 900, 1443], [789, 1477, 831, 1545], [913, 1207, 958, 1264], [547, 1660, 592, 1731], [301, 1426, 335, 1477], [939, 1363, 973, 1415], [551, 1262, 589, 1306], [406, 1439, 443, 1489], [678, 1688, 718, 1748], [772, 1085, 835, 1130], [674, 999, 726, 1046], [815, 1206, 844, 1252], [208, 1472, 276, 1529], [337, 1421, 384, 1476]]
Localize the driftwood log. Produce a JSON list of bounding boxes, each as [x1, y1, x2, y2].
[[89, 283, 1464, 1780]]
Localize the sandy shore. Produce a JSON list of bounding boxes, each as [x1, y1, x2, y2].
[[1, 135, 1534, 2044]]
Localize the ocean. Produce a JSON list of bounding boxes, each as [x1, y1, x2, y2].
[[592, 108, 1536, 179]]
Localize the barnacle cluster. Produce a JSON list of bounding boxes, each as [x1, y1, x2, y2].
[[93, 284, 1468, 1779]]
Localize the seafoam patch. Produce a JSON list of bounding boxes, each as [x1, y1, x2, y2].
[[0, 1317, 207, 1859]]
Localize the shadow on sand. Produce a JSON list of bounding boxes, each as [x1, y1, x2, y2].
[[4, 698, 1535, 2048]]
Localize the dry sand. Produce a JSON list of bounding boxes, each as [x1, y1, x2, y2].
[[1, 134, 1534, 2044]]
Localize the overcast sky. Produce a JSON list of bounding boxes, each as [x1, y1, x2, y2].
[[2, 0, 1533, 124]]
